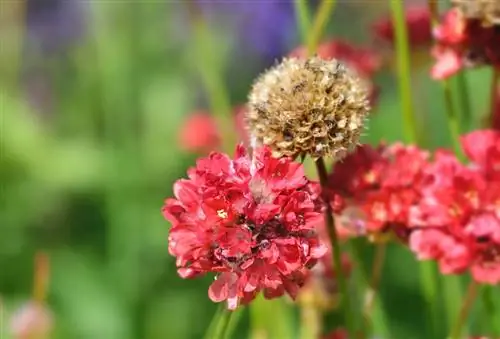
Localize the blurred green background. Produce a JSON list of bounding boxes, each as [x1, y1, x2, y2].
[[0, 1, 497, 338]]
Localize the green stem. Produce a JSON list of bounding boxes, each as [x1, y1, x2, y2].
[[419, 262, 439, 338], [488, 67, 500, 127], [444, 276, 464, 332], [449, 280, 478, 339], [456, 73, 472, 130], [204, 304, 233, 339], [441, 80, 465, 160], [294, 0, 311, 44], [307, 0, 338, 55], [389, 0, 419, 144], [481, 285, 500, 336], [315, 157, 356, 339], [224, 307, 244, 339]]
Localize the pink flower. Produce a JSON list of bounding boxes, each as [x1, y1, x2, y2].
[[431, 8, 500, 79], [373, 6, 432, 47], [10, 302, 53, 339], [163, 145, 327, 309], [328, 143, 429, 242], [409, 132, 500, 284], [288, 40, 381, 106], [179, 112, 220, 153]]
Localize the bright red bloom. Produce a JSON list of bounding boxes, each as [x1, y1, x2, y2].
[[179, 112, 220, 153], [373, 6, 432, 47], [328, 143, 429, 242], [409, 131, 500, 284], [289, 40, 381, 106], [163, 145, 327, 309], [431, 8, 500, 79]]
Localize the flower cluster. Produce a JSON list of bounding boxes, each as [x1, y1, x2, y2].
[[163, 145, 327, 309], [431, 3, 500, 79], [328, 143, 429, 243], [409, 130, 500, 284]]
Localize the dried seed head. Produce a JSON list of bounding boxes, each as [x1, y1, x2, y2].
[[247, 57, 370, 160], [452, 0, 500, 26]]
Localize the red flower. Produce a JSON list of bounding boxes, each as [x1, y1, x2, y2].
[[328, 143, 429, 242], [179, 112, 220, 153], [409, 132, 500, 284], [288, 40, 381, 106], [163, 145, 327, 309], [323, 328, 348, 339], [431, 8, 500, 79], [373, 6, 432, 47]]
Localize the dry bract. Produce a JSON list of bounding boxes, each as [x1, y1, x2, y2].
[[452, 0, 500, 26]]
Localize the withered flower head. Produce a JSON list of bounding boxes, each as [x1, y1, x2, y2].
[[452, 0, 500, 26], [247, 57, 370, 160]]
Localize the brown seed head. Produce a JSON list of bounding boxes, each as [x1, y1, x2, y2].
[[247, 57, 370, 160], [452, 0, 500, 26]]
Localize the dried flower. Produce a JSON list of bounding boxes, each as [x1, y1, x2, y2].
[[289, 40, 382, 106], [163, 145, 327, 309], [247, 57, 370, 160], [10, 302, 53, 339], [452, 0, 500, 27], [431, 7, 500, 79], [409, 130, 500, 284]]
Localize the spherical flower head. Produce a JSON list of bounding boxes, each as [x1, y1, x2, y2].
[[288, 40, 382, 106], [452, 0, 500, 27], [162, 144, 327, 309], [247, 57, 370, 160], [179, 112, 220, 153], [10, 301, 53, 339], [373, 6, 432, 47]]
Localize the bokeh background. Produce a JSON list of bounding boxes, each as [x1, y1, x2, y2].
[[1, 1, 497, 338]]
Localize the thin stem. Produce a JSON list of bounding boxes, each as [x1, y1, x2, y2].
[[299, 294, 322, 339], [223, 307, 244, 339], [427, 0, 439, 25], [389, 0, 419, 144], [307, 0, 338, 55], [363, 244, 386, 317], [456, 73, 472, 130], [444, 276, 463, 331], [419, 262, 439, 338], [449, 280, 478, 339], [315, 157, 355, 338], [33, 252, 50, 303], [294, 0, 311, 44], [481, 285, 500, 336], [441, 80, 465, 160], [204, 304, 233, 339], [488, 67, 500, 127]]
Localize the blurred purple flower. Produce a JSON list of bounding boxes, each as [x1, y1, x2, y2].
[[198, 0, 298, 62], [25, 0, 86, 53]]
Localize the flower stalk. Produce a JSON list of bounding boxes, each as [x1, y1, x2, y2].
[[307, 0, 338, 55], [315, 157, 356, 339], [449, 280, 478, 339]]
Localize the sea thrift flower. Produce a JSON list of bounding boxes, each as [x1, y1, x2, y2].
[[329, 143, 430, 242], [163, 145, 327, 309], [409, 130, 500, 284], [431, 5, 500, 79], [373, 6, 432, 47], [10, 302, 53, 339], [179, 112, 221, 153], [289, 40, 382, 106], [247, 57, 370, 160]]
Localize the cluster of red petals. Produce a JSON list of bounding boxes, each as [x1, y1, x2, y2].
[[373, 6, 432, 47], [163, 145, 327, 309], [179, 108, 250, 153], [409, 130, 500, 284], [289, 40, 382, 105], [431, 8, 500, 79], [328, 143, 429, 242]]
